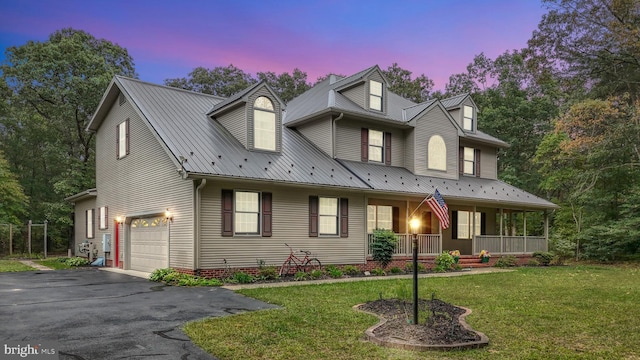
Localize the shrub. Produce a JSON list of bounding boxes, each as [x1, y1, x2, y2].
[[64, 257, 90, 267], [527, 258, 540, 267], [327, 267, 343, 279], [404, 262, 426, 272], [342, 265, 360, 276], [494, 255, 518, 267], [257, 266, 279, 280], [389, 266, 403, 274], [370, 229, 398, 269], [533, 251, 554, 266], [371, 268, 386, 276], [231, 272, 255, 284], [149, 268, 176, 282], [434, 252, 455, 272], [309, 269, 323, 279], [549, 234, 575, 264], [294, 271, 308, 281]]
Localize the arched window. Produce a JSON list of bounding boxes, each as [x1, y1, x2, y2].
[[428, 135, 447, 171], [253, 96, 276, 151]]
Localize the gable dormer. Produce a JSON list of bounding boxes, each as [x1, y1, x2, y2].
[[207, 82, 285, 153], [335, 65, 388, 115], [441, 93, 478, 133]]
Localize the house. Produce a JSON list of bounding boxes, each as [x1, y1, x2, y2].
[[66, 65, 557, 276]]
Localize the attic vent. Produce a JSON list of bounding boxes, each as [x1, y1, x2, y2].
[[118, 93, 126, 106]]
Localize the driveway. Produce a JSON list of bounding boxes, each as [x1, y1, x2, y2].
[[0, 268, 277, 360]]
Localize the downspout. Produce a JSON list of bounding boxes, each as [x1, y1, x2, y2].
[[194, 179, 207, 271], [332, 112, 344, 158]]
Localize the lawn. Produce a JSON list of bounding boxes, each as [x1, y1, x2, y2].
[[184, 265, 640, 360], [34, 258, 74, 270], [0, 260, 36, 272]]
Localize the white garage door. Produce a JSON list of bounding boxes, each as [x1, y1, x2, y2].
[[130, 217, 168, 273]]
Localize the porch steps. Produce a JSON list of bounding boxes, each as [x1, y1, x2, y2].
[[456, 255, 492, 269]]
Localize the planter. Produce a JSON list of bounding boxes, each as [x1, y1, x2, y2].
[[453, 256, 459, 264], [481, 256, 490, 263]]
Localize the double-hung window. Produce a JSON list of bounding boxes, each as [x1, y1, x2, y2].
[[86, 209, 95, 239], [369, 80, 383, 111], [463, 147, 476, 175], [116, 119, 129, 159], [367, 205, 393, 233], [368, 130, 384, 163], [309, 196, 348, 237], [234, 191, 260, 234], [253, 96, 276, 151], [319, 197, 338, 235], [463, 105, 474, 131], [99, 206, 108, 230], [454, 211, 482, 239], [221, 190, 272, 237]]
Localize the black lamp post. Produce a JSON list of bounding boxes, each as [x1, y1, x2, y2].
[[409, 217, 421, 325]]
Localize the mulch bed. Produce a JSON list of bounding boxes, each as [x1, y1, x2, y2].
[[357, 298, 484, 348]]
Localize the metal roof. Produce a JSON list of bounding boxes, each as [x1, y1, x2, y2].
[[115, 77, 370, 189], [440, 93, 469, 109], [338, 160, 557, 210]]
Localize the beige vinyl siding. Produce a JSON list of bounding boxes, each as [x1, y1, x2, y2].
[[404, 129, 415, 173], [95, 96, 194, 268], [341, 84, 366, 108], [296, 115, 333, 156], [413, 106, 458, 179], [199, 180, 366, 268], [335, 118, 405, 166], [216, 106, 247, 148], [248, 86, 283, 152], [448, 108, 461, 128], [72, 198, 96, 255]]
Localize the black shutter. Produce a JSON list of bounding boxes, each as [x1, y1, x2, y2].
[[452, 211, 458, 239], [384, 132, 392, 165], [262, 192, 272, 237], [481, 212, 487, 235], [340, 198, 349, 237], [361, 128, 368, 162], [309, 196, 318, 237], [459, 147, 464, 175], [475, 149, 481, 177], [392, 206, 400, 233], [221, 190, 233, 236]]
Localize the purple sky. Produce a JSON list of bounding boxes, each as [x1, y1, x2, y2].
[[0, 0, 547, 90]]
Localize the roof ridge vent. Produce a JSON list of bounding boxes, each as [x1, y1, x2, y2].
[[329, 74, 337, 84]]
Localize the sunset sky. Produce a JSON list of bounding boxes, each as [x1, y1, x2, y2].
[[0, 0, 548, 90]]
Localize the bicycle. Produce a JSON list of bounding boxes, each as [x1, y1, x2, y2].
[[279, 243, 322, 276]]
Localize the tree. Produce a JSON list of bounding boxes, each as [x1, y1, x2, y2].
[[164, 65, 256, 97], [528, 0, 640, 98], [381, 63, 434, 103], [0, 150, 28, 225], [0, 28, 136, 248], [370, 229, 398, 269], [257, 68, 311, 103]]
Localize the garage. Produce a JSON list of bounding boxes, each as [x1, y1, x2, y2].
[[129, 217, 168, 272]]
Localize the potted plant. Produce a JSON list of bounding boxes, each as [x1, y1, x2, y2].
[[479, 250, 491, 263], [448, 250, 460, 263]]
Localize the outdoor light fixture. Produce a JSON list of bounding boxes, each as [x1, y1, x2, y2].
[[165, 209, 173, 222], [409, 217, 421, 325], [115, 216, 123, 224]]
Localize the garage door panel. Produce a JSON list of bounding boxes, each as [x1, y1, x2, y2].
[[130, 218, 168, 273]]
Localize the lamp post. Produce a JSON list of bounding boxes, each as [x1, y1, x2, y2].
[[409, 217, 421, 325]]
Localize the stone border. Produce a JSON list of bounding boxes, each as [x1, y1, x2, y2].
[[354, 303, 489, 351]]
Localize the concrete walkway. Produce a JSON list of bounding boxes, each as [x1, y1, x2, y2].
[[222, 267, 513, 290], [18, 259, 53, 271]]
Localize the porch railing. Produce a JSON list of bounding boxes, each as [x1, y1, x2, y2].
[[367, 233, 441, 257], [473, 235, 547, 255]]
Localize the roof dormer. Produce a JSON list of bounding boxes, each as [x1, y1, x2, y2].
[[334, 65, 388, 115], [207, 82, 285, 153], [441, 93, 478, 133]]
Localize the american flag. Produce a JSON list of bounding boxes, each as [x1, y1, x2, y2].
[[426, 189, 450, 229]]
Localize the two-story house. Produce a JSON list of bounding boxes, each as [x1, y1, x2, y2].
[[66, 65, 557, 276]]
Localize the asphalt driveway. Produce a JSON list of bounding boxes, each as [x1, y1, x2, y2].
[[0, 268, 278, 360]]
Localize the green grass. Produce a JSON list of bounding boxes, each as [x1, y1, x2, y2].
[[34, 258, 74, 270], [0, 260, 36, 272], [184, 265, 640, 359]]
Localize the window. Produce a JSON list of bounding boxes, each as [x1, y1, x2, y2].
[[367, 205, 393, 233], [116, 119, 129, 159], [253, 96, 276, 151], [99, 206, 108, 230], [463, 147, 475, 175], [428, 135, 447, 171], [86, 209, 94, 239], [369, 130, 384, 163], [454, 211, 483, 239], [235, 191, 260, 234], [221, 190, 272, 237], [369, 80, 383, 111], [309, 196, 348, 237], [463, 105, 474, 131]]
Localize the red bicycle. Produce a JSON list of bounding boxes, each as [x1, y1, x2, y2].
[[279, 243, 322, 276]]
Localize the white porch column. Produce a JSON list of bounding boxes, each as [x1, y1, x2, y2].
[[472, 205, 477, 255], [544, 210, 549, 252], [500, 208, 504, 253], [523, 210, 527, 253]]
